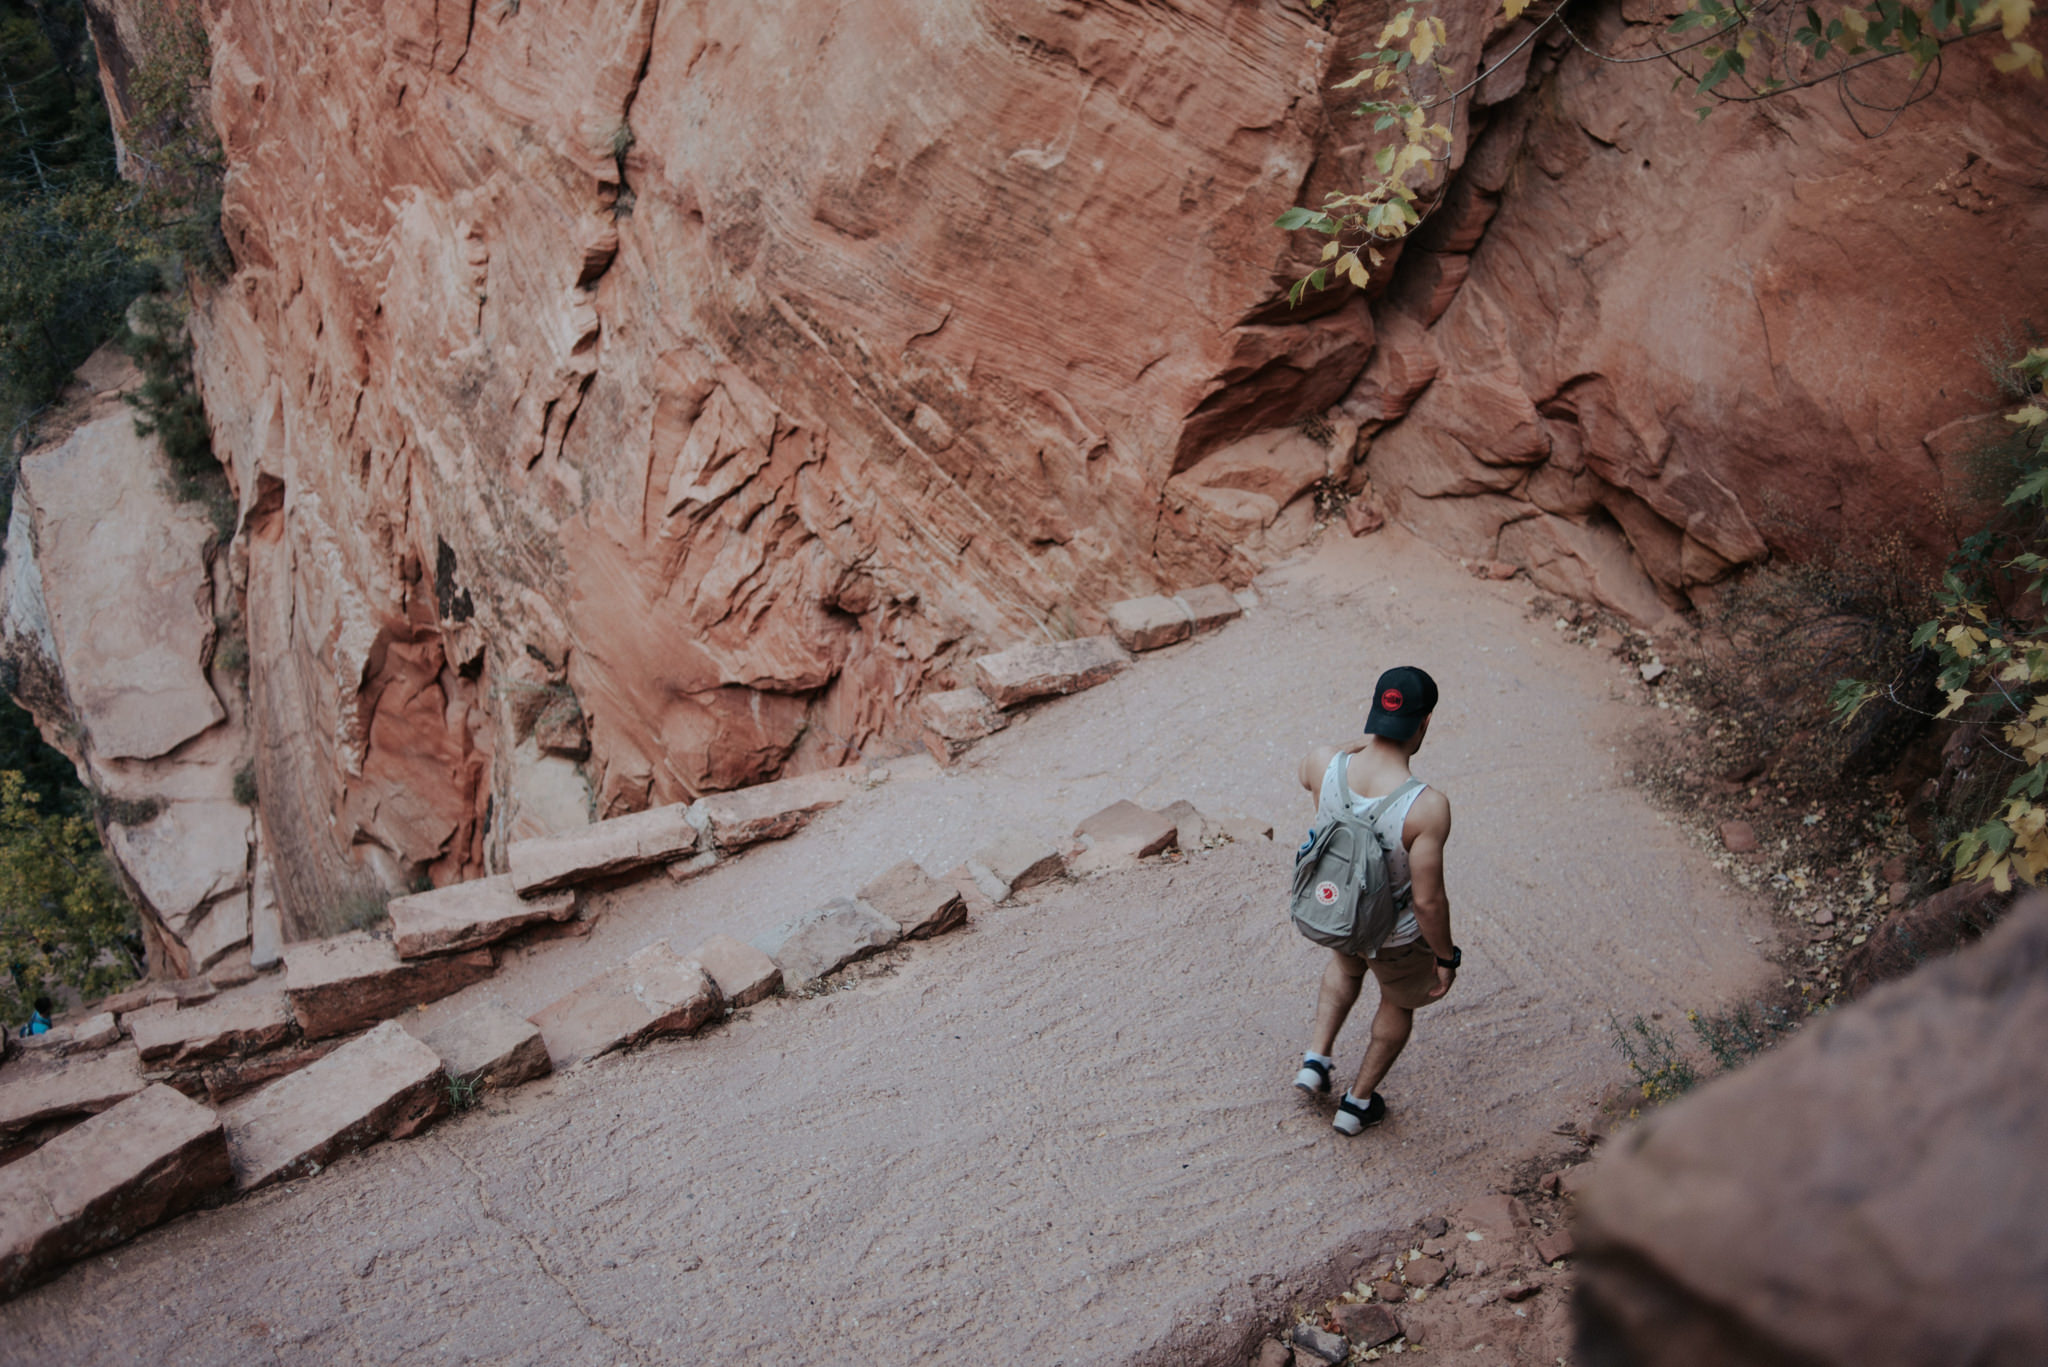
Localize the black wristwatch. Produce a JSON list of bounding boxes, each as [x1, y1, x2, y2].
[[1435, 946, 1462, 971]]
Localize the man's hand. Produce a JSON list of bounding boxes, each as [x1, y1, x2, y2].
[[1429, 963, 1456, 999]]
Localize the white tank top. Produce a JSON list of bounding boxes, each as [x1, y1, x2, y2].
[[1322, 754, 1428, 949]]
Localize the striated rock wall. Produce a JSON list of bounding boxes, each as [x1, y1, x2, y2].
[[1351, 7, 2048, 623], [19, 0, 2043, 945]]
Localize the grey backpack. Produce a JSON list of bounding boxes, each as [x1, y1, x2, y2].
[[1290, 754, 1420, 957]]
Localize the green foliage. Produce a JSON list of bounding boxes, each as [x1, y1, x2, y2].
[[0, 770, 137, 1023], [445, 1070, 479, 1112], [1284, 0, 2044, 303], [322, 889, 390, 937], [231, 760, 255, 807], [1837, 348, 2048, 888], [1610, 1012, 1699, 1103], [121, 288, 233, 535], [1689, 1001, 1797, 1072]]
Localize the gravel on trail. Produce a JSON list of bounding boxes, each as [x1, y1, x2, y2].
[[0, 529, 1775, 1365]]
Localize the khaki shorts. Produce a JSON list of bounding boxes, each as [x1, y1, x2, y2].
[[1364, 938, 1440, 1011]]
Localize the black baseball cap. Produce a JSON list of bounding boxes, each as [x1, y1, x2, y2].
[[1364, 665, 1438, 740]]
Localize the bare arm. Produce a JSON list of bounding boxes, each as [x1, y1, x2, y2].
[[1403, 789, 1456, 997], [1298, 744, 1341, 800]]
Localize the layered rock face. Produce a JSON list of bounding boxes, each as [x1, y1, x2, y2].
[[1350, 10, 2048, 623], [22, 0, 2042, 949]]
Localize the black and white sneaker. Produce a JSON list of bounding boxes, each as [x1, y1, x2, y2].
[[1333, 1091, 1387, 1135], [1294, 1056, 1333, 1096]]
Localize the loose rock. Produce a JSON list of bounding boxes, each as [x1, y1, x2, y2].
[[222, 1020, 446, 1191], [1106, 594, 1193, 653], [1175, 582, 1244, 632], [857, 860, 967, 939], [128, 992, 292, 1067], [1403, 1255, 1448, 1287], [1718, 820, 1758, 854], [388, 874, 577, 957], [0, 1049, 144, 1142], [688, 933, 783, 1008], [1290, 1323, 1349, 1364], [0, 1084, 230, 1301], [1069, 799, 1179, 876], [419, 1003, 552, 1090], [690, 766, 862, 851], [966, 828, 1065, 902], [529, 942, 722, 1066], [918, 687, 1009, 761], [757, 898, 903, 988], [506, 802, 698, 895], [1533, 1229, 1575, 1263], [1333, 1301, 1402, 1348], [972, 635, 1130, 709], [283, 933, 495, 1039], [1253, 1338, 1293, 1367]]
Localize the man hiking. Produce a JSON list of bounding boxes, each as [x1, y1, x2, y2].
[[1291, 665, 1458, 1135]]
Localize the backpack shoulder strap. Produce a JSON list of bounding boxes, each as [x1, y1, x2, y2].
[[1364, 775, 1425, 821]]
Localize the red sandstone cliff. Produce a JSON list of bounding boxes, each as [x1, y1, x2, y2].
[[6, 0, 2041, 960]]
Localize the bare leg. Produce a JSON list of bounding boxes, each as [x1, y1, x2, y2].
[[1311, 951, 1366, 1058], [1349, 996, 1415, 1099]]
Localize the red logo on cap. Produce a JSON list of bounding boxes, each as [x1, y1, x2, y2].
[[1381, 688, 1404, 712]]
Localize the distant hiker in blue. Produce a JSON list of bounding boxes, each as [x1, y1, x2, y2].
[[19, 995, 53, 1037]]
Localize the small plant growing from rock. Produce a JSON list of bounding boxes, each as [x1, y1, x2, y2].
[[444, 1071, 479, 1113], [231, 761, 257, 808], [1609, 1012, 1698, 1105]]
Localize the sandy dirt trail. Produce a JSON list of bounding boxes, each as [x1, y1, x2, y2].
[[0, 530, 1775, 1365]]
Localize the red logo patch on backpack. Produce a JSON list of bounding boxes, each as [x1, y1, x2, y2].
[[1316, 881, 1339, 905]]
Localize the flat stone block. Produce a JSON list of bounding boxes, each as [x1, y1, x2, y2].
[[689, 767, 860, 852], [128, 992, 293, 1067], [283, 933, 496, 1040], [389, 874, 577, 958], [1106, 595, 1193, 652], [419, 1003, 551, 1091], [0, 1084, 230, 1302], [967, 828, 1066, 901], [507, 802, 698, 895], [530, 943, 721, 1066], [1175, 582, 1243, 632], [857, 860, 967, 939], [222, 1020, 446, 1191], [0, 1049, 144, 1141], [1158, 799, 1273, 851], [919, 687, 1008, 761], [971, 635, 1130, 709], [1070, 799, 1179, 876], [689, 933, 782, 1008], [756, 898, 902, 988], [664, 850, 720, 883]]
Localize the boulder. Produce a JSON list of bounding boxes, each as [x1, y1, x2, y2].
[[529, 942, 722, 1066], [1070, 799, 1178, 875], [971, 636, 1130, 709], [1572, 898, 2048, 1367], [282, 933, 496, 1039], [689, 766, 861, 851], [1175, 582, 1244, 632], [688, 933, 782, 1008], [0, 1049, 145, 1142], [1106, 595, 1193, 653], [756, 898, 902, 988], [127, 992, 293, 1067], [0, 1084, 230, 1301], [919, 687, 1009, 761], [387, 874, 578, 957], [222, 1020, 447, 1191], [506, 803, 698, 895], [966, 828, 1066, 902], [418, 1003, 552, 1091], [1842, 879, 2010, 997], [856, 860, 968, 939]]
